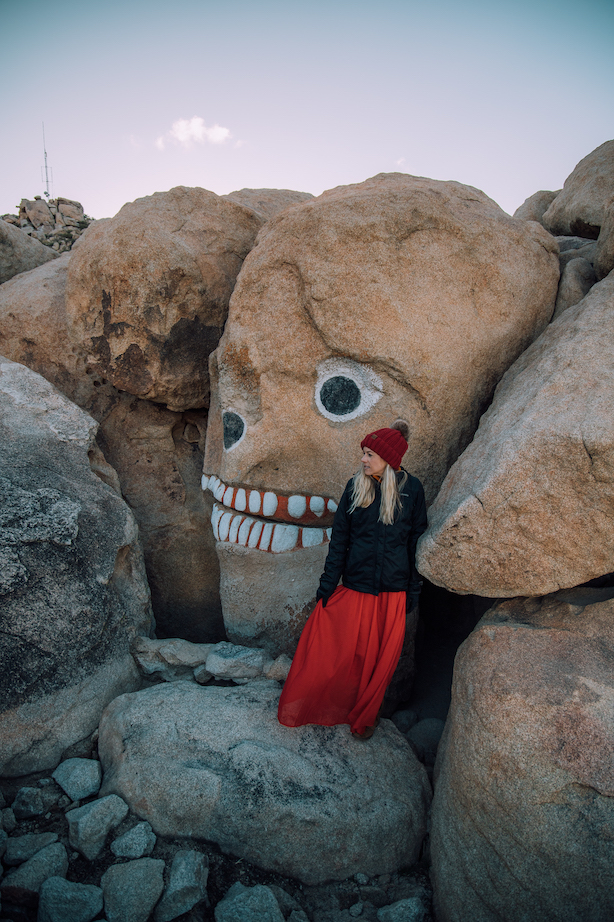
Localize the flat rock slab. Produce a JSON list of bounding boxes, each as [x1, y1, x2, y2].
[[417, 273, 614, 596], [99, 681, 431, 885], [430, 588, 614, 922]]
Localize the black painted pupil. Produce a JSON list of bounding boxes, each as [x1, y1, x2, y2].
[[223, 412, 245, 449], [320, 376, 361, 415]]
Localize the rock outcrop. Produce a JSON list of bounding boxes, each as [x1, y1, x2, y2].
[[2, 196, 92, 254], [0, 358, 153, 776], [0, 219, 57, 285], [430, 588, 614, 922], [64, 186, 264, 412], [542, 139, 614, 238], [203, 172, 560, 653], [222, 188, 314, 220], [512, 189, 559, 223], [98, 680, 431, 885], [417, 273, 614, 597]]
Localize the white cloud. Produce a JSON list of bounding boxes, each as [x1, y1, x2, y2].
[[155, 116, 231, 151], [395, 158, 406, 166]]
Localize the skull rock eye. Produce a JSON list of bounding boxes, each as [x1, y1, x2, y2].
[[315, 359, 383, 422], [223, 411, 245, 450], [320, 376, 362, 416]]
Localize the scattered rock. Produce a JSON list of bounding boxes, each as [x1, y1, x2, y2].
[[542, 140, 614, 237], [67, 794, 129, 860], [512, 189, 559, 224], [222, 188, 314, 221], [38, 875, 104, 922], [132, 636, 211, 682], [430, 588, 614, 922], [153, 849, 209, 921], [417, 272, 614, 596], [0, 842, 68, 897], [111, 821, 157, 859], [2, 808, 17, 833], [552, 256, 597, 319], [377, 898, 427, 922], [101, 857, 165, 922], [4, 832, 58, 866], [0, 358, 153, 777], [99, 681, 431, 884], [52, 758, 102, 801], [214, 882, 285, 922], [0, 219, 57, 284], [558, 238, 596, 269], [206, 642, 274, 679], [64, 186, 264, 411], [11, 787, 44, 820], [204, 172, 559, 655]]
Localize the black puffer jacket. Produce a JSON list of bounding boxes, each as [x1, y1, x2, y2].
[[316, 469, 427, 602]]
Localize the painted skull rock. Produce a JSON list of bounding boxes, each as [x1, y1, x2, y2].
[[203, 173, 560, 655]]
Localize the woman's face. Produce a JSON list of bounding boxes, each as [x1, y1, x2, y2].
[[361, 448, 388, 478]]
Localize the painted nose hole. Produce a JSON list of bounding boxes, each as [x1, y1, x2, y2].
[[223, 411, 245, 449]]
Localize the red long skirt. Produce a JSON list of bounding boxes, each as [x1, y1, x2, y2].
[[277, 586, 406, 736]]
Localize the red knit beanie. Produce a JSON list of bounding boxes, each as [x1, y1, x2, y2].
[[360, 419, 409, 470]]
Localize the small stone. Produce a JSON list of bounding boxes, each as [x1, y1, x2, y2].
[[350, 901, 364, 917], [214, 883, 285, 922], [38, 875, 104, 922], [57, 795, 71, 809], [101, 858, 165, 922], [4, 832, 59, 866], [1, 808, 16, 832], [154, 849, 209, 921], [53, 758, 102, 801], [377, 897, 427, 922], [67, 794, 129, 860], [193, 664, 213, 685], [111, 822, 156, 858], [268, 885, 301, 915], [265, 654, 292, 682], [355, 874, 369, 886], [12, 786, 44, 819], [0, 842, 68, 896]]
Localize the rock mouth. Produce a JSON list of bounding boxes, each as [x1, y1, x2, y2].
[[202, 474, 335, 553]]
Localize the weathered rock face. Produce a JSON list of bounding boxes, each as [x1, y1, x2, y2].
[[0, 219, 57, 284], [552, 256, 597, 319], [417, 273, 614, 597], [595, 196, 614, 280], [542, 139, 614, 238], [2, 196, 92, 254], [0, 358, 153, 776], [65, 186, 264, 412], [222, 188, 314, 220], [512, 189, 559, 224], [203, 172, 560, 651], [99, 680, 431, 885], [0, 253, 223, 641], [430, 588, 614, 922]]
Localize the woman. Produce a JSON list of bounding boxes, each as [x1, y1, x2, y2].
[[278, 419, 427, 739]]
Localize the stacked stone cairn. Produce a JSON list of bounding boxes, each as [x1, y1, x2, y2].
[[2, 197, 92, 253]]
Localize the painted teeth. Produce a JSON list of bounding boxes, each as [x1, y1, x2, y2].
[[210, 503, 332, 553], [201, 474, 338, 524]]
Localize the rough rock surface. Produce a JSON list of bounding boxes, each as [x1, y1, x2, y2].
[[0, 358, 152, 776], [203, 172, 559, 650], [38, 875, 104, 922], [552, 256, 597, 319], [64, 186, 263, 411], [512, 189, 559, 224], [214, 882, 284, 922], [154, 849, 209, 921], [0, 255, 223, 640], [0, 842, 68, 896], [222, 188, 314, 221], [595, 196, 614, 280], [0, 219, 57, 284], [417, 273, 614, 597], [67, 795, 129, 860], [101, 857, 165, 922], [430, 588, 614, 922], [98, 681, 431, 885], [542, 139, 614, 237]]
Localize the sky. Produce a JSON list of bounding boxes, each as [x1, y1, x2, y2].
[[1, 0, 613, 220]]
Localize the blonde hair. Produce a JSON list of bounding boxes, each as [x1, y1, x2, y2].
[[349, 464, 407, 525]]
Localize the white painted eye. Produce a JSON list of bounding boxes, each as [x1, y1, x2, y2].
[[222, 410, 246, 450], [315, 359, 383, 422]]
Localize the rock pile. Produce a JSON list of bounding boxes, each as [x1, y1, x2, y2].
[[2, 196, 92, 253]]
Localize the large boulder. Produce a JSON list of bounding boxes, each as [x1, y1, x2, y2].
[[542, 139, 614, 238], [512, 189, 559, 224], [430, 588, 614, 922], [98, 680, 431, 885], [203, 172, 559, 652], [0, 358, 153, 776], [222, 188, 315, 220], [0, 252, 223, 640], [64, 186, 263, 411], [0, 219, 57, 284], [595, 196, 614, 280], [417, 272, 614, 597]]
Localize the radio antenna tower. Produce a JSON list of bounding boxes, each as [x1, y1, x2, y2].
[[41, 123, 53, 199]]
